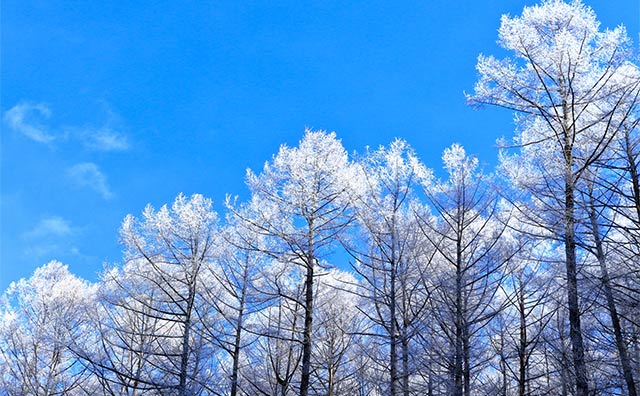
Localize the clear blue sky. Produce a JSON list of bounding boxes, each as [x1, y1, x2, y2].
[[2, 0, 638, 290]]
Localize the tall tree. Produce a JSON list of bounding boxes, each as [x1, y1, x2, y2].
[[348, 138, 432, 396], [98, 193, 219, 396], [492, 238, 555, 396], [418, 144, 508, 396], [243, 259, 305, 396], [468, 1, 640, 394], [311, 269, 366, 396], [192, 214, 269, 396], [579, 169, 638, 395], [229, 130, 354, 396]]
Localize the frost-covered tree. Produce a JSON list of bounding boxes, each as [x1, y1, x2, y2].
[[229, 129, 354, 396], [418, 144, 509, 396], [348, 139, 432, 396], [199, 217, 268, 396], [585, 120, 640, 387], [490, 239, 556, 396], [0, 261, 95, 396], [93, 193, 219, 396], [88, 263, 171, 395], [468, 1, 640, 394]]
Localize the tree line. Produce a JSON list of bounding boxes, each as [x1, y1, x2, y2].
[[1, 1, 639, 395]]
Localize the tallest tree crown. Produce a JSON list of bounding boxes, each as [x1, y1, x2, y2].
[[497, 0, 631, 69]]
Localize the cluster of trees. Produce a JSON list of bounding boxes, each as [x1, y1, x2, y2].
[[1, 1, 639, 395]]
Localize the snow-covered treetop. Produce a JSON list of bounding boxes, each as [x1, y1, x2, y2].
[[120, 193, 219, 264], [1, 260, 95, 326], [246, 129, 353, 217], [442, 143, 479, 187], [470, 0, 637, 113]]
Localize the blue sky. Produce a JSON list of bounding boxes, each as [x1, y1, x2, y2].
[[2, 0, 638, 290]]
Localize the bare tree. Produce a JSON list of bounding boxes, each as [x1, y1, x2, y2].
[[90, 193, 219, 396]]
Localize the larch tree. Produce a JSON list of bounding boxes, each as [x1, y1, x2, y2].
[[588, 119, 640, 383], [0, 261, 96, 396], [89, 262, 170, 395], [106, 193, 219, 396], [228, 129, 355, 396], [492, 238, 556, 396], [311, 269, 367, 396], [199, 218, 267, 396], [243, 259, 306, 396], [348, 138, 432, 396], [468, 1, 640, 395], [418, 144, 509, 396]]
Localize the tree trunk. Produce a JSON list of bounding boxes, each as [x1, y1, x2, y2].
[[563, 137, 590, 396], [500, 333, 507, 396], [327, 364, 334, 396], [230, 262, 250, 396], [300, 221, 316, 396], [454, 233, 464, 396], [518, 278, 527, 396], [463, 324, 470, 396], [624, 129, 640, 225], [299, 256, 315, 396], [390, 267, 398, 396], [557, 310, 569, 396], [178, 282, 196, 396], [402, 333, 410, 396], [587, 194, 638, 396], [389, 214, 399, 396]]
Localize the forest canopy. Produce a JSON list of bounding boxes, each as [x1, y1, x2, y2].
[[1, 1, 639, 395]]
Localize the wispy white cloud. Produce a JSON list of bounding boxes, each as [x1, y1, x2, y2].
[[24, 215, 74, 239], [4, 101, 132, 151], [3, 102, 55, 143], [78, 127, 130, 151], [67, 162, 114, 200]]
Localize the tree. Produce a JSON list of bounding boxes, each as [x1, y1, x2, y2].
[[0, 261, 95, 396], [199, 219, 267, 396], [468, 1, 640, 394], [418, 144, 509, 396], [348, 138, 432, 396], [229, 129, 354, 396], [491, 238, 555, 396], [88, 263, 171, 395], [93, 193, 219, 396]]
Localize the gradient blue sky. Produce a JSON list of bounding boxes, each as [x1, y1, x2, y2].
[[2, 0, 638, 290]]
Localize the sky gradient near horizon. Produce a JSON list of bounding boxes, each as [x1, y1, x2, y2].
[[2, 0, 639, 291]]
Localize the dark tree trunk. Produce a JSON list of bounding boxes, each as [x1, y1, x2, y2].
[[587, 194, 638, 396], [389, 266, 398, 396], [454, 233, 464, 396], [624, 129, 640, 225], [178, 284, 195, 396], [518, 279, 527, 396], [463, 324, 470, 396], [299, 253, 315, 396], [402, 334, 409, 396], [230, 262, 250, 396], [563, 136, 590, 396]]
